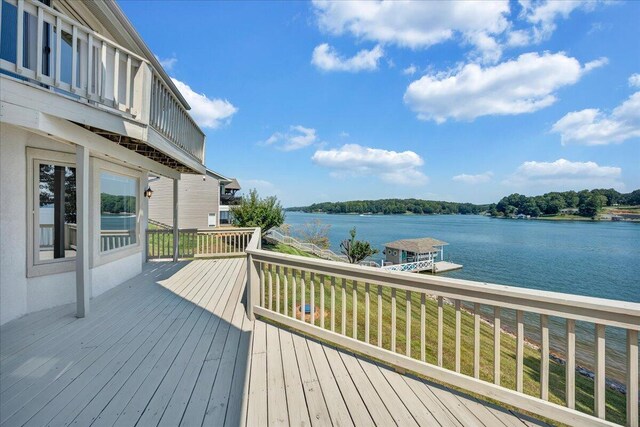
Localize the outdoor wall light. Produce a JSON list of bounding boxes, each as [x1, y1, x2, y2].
[[144, 186, 154, 199]]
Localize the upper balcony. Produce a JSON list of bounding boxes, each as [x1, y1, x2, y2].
[[0, 0, 205, 171]]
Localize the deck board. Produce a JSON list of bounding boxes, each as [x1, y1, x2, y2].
[[1, 258, 547, 427]]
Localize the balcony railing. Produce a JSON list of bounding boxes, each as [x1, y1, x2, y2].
[[246, 237, 640, 427], [0, 0, 204, 163], [149, 74, 205, 162]]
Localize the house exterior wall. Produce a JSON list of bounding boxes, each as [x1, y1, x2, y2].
[[0, 125, 144, 325], [148, 174, 220, 229]]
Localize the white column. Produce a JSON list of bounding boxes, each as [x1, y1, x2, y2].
[[173, 178, 179, 262], [76, 145, 91, 317]]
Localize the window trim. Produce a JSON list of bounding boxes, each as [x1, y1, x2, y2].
[[91, 158, 144, 268], [26, 148, 76, 277]]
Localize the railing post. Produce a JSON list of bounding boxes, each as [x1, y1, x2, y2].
[[246, 252, 259, 320]]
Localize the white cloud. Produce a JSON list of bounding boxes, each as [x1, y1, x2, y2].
[[311, 43, 383, 72], [171, 78, 237, 129], [518, 0, 599, 44], [312, 144, 427, 185], [156, 55, 177, 71], [403, 52, 606, 123], [452, 172, 494, 184], [312, 0, 509, 62], [403, 64, 418, 76], [263, 125, 318, 151], [506, 159, 623, 189], [551, 92, 640, 145], [629, 73, 640, 88]]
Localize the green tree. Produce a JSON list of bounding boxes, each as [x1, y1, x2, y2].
[[339, 227, 379, 264], [579, 194, 607, 217], [231, 189, 285, 237]]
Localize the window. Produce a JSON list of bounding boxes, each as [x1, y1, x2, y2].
[[208, 213, 217, 227], [100, 172, 137, 252], [36, 163, 77, 263], [220, 210, 231, 225]]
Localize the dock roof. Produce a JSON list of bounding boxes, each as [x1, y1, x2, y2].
[[384, 237, 448, 253]]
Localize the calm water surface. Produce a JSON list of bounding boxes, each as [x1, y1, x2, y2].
[[285, 212, 639, 302], [285, 212, 640, 380]]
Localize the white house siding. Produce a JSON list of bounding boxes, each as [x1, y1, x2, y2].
[[148, 174, 220, 229], [0, 125, 144, 325]]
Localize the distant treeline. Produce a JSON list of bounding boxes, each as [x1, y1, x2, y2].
[[286, 189, 640, 217], [493, 189, 640, 218], [286, 199, 490, 215], [101, 193, 136, 214]]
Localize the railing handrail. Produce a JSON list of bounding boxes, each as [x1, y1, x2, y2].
[[246, 248, 640, 330]]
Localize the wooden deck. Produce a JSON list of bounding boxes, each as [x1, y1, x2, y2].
[[1, 259, 547, 426]]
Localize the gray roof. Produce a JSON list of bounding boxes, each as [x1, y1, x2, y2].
[[205, 168, 231, 183], [225, 178, 241, 191], [384, 237, 448, 253]]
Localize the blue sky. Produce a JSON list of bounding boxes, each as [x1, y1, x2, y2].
[[119, 0, 640, 206]]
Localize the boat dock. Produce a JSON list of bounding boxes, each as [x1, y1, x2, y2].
[[432, 261, 463, 273], [380, 237, 463, 274]]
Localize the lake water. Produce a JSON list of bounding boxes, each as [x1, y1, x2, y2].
[[284, 212, 640, 381]]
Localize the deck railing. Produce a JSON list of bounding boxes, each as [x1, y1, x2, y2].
[[0, 0, 204, 162], [245, 242, 640, 427], [146, 227, 255, 260]]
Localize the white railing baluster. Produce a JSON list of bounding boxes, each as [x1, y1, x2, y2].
[[516, 310, 524, 393], [259, 264, 265, 308], [320, 275, 325, 328], [125, 55, 131, 110], [352, 281, 357, 339], [474, 303, 480, 379], [494, 307, 501, 385], [438, 296, 443, 367], [71, 26, 77, 90], [113, 48, 120, 105], [283, 267, 288, 317], [420, 293, 426, 362], [540, 314, 549, 400], [364, 282, 370, 343], [406, 290, 412, 357], [330, 277, 335, 332], [341, 278, 346, 335], [292, 270, 297, 320], [275, 265, 280, 314], [86, 33, 93, 96], [455, 299, 461, 372], [99, 41, 106, 100], [628, 329, 638, 427], [301, 272, 306, 323], [391, 288, 397, 352], [566, 318, 575, 408], [36, 7, 43, 79], [310, 272, 315, 326], [595, 324, 606, 419], [267, 264, 273, 311], [54, 16, 61, 85], [378, 285, 383, 347]]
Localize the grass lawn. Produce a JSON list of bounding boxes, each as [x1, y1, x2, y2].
[[261, 244, 630, 425]]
